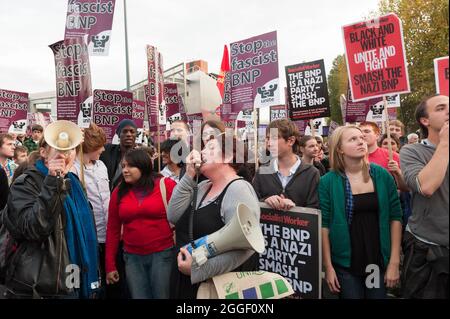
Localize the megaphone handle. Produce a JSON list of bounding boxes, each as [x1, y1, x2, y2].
[[188, 173, 200, 249]]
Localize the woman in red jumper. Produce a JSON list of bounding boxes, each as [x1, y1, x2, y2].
[[105, 148, 176, 299]]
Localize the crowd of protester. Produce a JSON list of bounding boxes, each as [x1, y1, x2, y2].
[[0, 94, 448, 299]]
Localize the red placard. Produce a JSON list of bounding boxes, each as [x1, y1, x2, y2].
[[434, 56, 449, 96], [343, 13, 410, 101]]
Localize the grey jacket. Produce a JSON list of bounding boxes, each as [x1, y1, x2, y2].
[[252, 161, 320, 209]]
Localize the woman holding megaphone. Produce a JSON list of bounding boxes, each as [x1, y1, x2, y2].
[[167, 131, 261, 299], [2, 121, 100, 299]]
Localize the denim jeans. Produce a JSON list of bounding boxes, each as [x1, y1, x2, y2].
[[123, 247, 174, 299], [334, 265, 386, 299]]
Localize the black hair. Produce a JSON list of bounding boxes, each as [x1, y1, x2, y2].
[[160, 138, 188, 167], [117, 148, 160, 203], [415, 94, 440, 138]]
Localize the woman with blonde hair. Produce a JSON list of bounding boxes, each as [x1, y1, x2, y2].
[[71, 123, 110, 297], [319, 125, 402, 299]]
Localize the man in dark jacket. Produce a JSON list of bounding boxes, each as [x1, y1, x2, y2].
[[253, 119, 320, 210], [0, 167, 8, 210], [100, 119, 137, 191]]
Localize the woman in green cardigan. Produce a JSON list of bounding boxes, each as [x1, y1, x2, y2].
[[319, 125, 402, 299]]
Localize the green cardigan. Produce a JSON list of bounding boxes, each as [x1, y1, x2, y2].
[[319, 163, 402, 268]]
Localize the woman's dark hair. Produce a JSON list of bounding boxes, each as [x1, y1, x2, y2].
[[299, 135, 316, 148], [379, 133, 401, 150], [201, 119, 226, 148], [160, 138, 187, 167], [117, 148, 160, 203]]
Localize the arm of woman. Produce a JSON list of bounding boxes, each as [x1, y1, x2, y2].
[[167, 174, 196, 224], [384, 171, 402, 287], [385, 220, 401, 288], [318, 176, 340, 293], [105, 189, 122, 282], [190, 181, 261, 284], [322, 228, 340, 293], [6, 173, 65, 242]]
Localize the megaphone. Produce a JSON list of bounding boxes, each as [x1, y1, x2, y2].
[[186, 203, 265, 267], [44, 120, 83, 153]]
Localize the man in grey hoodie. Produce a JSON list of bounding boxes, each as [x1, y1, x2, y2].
[[400, 94, 449, 299], [253, 119, 320, 210]]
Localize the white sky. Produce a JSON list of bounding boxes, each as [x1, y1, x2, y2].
[[0, 0, 379, 96]]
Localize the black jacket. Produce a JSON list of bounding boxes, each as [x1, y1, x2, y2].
[[0, 167, 8, 210], [252, 161, 320, 209], [99, 144, 122, 191], [3, 167, 73, 298]]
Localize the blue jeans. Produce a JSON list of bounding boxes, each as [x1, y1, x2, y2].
[[123, 247, 174, 299], [334, 265, 386, 299]]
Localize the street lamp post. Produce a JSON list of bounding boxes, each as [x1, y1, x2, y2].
[[124, 0, 130, 91]]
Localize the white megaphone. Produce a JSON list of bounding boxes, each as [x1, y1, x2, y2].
[[185, 203, 265, 267], [44, 120, 83, 153]]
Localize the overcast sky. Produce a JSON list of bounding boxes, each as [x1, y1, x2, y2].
[[0, 0, 379, 96]]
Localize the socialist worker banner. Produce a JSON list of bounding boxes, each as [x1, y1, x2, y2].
[[50, 38, 93, 128], [230, 31, 280, 113], [434, 56, 449, 96], [343, 13, 410, 101], [286, 59, 330, 121], [92, 89, 133, 143], [64, 0, 116, 56], [0, 89, 28, 134], [270, 105, 288, 122], [258, 203, 322, 299]]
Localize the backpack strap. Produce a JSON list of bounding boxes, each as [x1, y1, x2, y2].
[[160, 177, 168, 212]]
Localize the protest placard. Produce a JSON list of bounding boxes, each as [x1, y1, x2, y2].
[[230, 31, 279, 112], [258, 203, 321, 299], [64, 0, 116, 56], [92, 89, 133, 143], [343, 13, 410, 101], [434, 56, 449, 96], [50, 38, 93, 127], [0, 89, 28, 134], [286, 59, 330, 121]]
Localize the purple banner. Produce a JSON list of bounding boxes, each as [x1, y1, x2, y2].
[[132, 100, 145, 128], [92, 89, 132, 143], [64, 0, 116, 56], [293, 120, 308, 135], [220, 72, 237, 128], [0, 89, 29, 134], [178, 95, 188, 122], [164, 83, 182, 128], [132, 99, 145, 144], [50, 38, 93, 128], [230, 31, 280, 113]]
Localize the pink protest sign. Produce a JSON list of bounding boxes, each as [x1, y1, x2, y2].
[[50, 38, 93, 128], [64, 0, 116, 56], [0, 89, 28, 134], [92, 89, 133, 143]]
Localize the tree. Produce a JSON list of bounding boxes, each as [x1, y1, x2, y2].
[[327, 54, 348, 125], [377, 0, 449, 133]]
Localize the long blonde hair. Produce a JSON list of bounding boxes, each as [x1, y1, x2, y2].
[[329, 125, 370, 182]]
